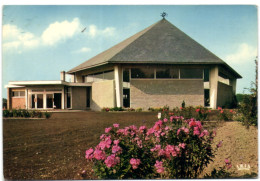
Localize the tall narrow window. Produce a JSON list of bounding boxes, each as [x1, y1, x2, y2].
[[123, 69, 130, 82], [204, 69, 209, 82], [46, 94, 53, 108], [204, 89, 210, 107], [66, 87, 71, 109]]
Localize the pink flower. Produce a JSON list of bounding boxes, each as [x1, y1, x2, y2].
[[100, 134, 106, 140], [151, 145, 161, 152], [99, 137, 112, 150], [199, 129, 209, 138], [113, 124, 119, 128], [163, 118, 168, 122], [154, 160, 165, 173], [165, 145, 176, 158], [193, 127, 200, 136], [139, 125, 147, 132], [93, 149, 106, 160], [112, 145, 121, 154], [104, 154, 120, 168], [224, 159, 230, 164], [218, 107, 222, 110], [179, 143, 186, 149], [85, 148, 94, 159], [217, 141, 223, 148], [224, 159, 232, 169], [130, 158, 141, 169], [105, 127, 112, 133], [113, 139, 119, 145], [196, 108, 200, 112], [137, 140, 143, 148]]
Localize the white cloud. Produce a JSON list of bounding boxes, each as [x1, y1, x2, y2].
[[225, 43, 258, 64], [72, 47, 92, 53], [3, 24, 40, 50], [41, 18, 80, 45], [3, 17, 116, 53], [87, 24, 115, 38]]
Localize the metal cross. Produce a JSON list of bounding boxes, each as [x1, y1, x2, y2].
[[161, 12, 167, 19]]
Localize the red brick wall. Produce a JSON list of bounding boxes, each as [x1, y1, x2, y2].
[[11, 97, 26, 109]]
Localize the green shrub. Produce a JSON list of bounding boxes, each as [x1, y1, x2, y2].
[[3, 110, 10, 117], [135, 108, 142, 112], [44, 112, 51, 119], [37, 111, 43, 118]]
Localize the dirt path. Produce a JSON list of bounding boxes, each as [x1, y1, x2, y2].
[[203, 121, 258, 178]]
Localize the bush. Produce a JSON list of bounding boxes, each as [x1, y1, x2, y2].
[[85, 115, 218, 179], [217, 107, 235, 121], [135, 108, 142, 112], [44, 112, 51, 119], [3, 110, 10, 117]]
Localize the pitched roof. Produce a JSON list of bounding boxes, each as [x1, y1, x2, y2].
[[68, 19, 241, 78]]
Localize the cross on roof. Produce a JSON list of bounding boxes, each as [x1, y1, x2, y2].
[[161, 12, 167, 19]]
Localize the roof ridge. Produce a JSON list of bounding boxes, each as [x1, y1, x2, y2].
[[107, 19, 163, 64]]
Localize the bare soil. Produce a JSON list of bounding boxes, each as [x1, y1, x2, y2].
[[3, 112, 258, 179]]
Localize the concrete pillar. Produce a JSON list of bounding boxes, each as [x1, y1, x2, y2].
[[209, 66, 218, 109], [7, 88, 12, 110], [230, 78, 237, 95], [114, 65, 123, 107], [60, 71, 65, 81], [25, 88, 28, 109]]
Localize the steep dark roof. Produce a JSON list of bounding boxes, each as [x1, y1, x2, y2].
[[68, 19, 241, 78]]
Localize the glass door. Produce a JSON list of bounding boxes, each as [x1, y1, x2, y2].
[[31, 94, 44, 109], [46, 94, 54, 108]]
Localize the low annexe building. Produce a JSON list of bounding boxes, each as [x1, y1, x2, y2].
[[6, 18, 242, 111]]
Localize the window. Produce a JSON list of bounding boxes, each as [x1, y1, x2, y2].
[[180, 68, 203, 79], [46, 94, 53, 108], [204, 69, 209, 82], [156, 68, 179, 79], [123, 69, 130, 82], [12, 91, 25, 97], [131, 68, 154, 78], [204, 89, 210, 107], [66, 87, 71, 109]]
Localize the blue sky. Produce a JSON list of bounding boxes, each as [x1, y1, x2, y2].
[[2, 5, 258, 98]]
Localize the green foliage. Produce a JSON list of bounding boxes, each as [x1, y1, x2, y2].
[[181, 100, 185, 108], [204, 167, 232, 178], [85, 116, 217, 179], [44, 112, 51, 119], [3, 109, 48, 119]]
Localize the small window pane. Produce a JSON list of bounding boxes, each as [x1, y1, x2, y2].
[[13, 92, 19, 97], [156, 68, 171, 78], [123, 69, 130, 82], [131, 68, 154, 78], [156, 68, 179, 79], [204, 69, 209, 82], [20, 91, 25, 96], [180, 69, 203, 79]]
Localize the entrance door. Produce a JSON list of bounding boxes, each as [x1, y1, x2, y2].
[[54, 93, 62, 109], [123, 89, 130, 108], [31, 94, 43, 109], [86, 87, 91, 108]]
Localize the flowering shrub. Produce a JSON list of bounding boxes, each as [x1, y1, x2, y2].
[[195, 106, 211, 121], [85, 115, 218, 179], [217, 107, 235, 121]]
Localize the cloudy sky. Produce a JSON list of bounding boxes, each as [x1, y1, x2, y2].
[[2, 5, 258, 97]]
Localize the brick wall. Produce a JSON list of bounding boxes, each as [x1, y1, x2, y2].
[[11, 97, 26, 109], [217, 82, 233, 107], [130, 79, 204, 110]]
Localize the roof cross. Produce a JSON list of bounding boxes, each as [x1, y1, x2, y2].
[[161, 12, 167, 19]]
